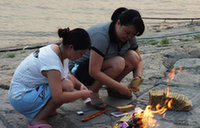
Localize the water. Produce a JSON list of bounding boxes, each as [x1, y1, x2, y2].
[[0, 0, 200, 49]]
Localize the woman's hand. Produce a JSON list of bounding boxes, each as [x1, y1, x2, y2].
[[81, 90, 93, 100], [68, 73, 89, 91], [80, 84, 89, 91], [118, 84, 132, 96]]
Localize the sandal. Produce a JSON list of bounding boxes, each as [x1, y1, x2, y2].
[[128, 77, 144, 92], [90, 93, 107, 110], [28, 123, 52, 128], [107, 88, 132, 99]]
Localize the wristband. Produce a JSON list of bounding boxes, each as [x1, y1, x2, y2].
[[135, 75, 142, 79]]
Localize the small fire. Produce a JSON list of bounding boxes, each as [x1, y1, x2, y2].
[[132, 67, 182, 128], [167, 67, 176, 82], [166, 67, 183, 96], [133, 101, 172, 128]]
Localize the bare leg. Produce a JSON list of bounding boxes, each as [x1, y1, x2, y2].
[[115, 50, 143, 82], [61, 78, 74, 92], [30, 99, 60, 127], [30, 79, 74, 127], [89, 56, 125, 93], [89, 56, 125, 106]]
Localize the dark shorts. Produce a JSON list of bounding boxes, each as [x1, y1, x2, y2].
[[70, 60, 95, 86]]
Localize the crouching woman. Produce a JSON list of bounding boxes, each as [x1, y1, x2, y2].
[[8, 27, 92, 128]]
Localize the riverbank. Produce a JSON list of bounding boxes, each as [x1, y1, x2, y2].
[[0, 25, 200, 127], [0, 20, 200, 51]]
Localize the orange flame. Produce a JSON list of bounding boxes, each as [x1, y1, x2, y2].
[[168, 67, 176, 81], [168, 99, 173, 109], [166, 67, 182, 96], [177, 67, 183, 73], [132, 67, 183, 128], [166, 87, 170, 97], [134, 102, 172, 128], [167, 67, 183, 82]]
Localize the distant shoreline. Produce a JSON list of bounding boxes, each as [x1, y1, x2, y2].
[[0, 21, 199, 51]]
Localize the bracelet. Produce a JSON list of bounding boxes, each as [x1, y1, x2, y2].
[[135, 75, 142, 79]]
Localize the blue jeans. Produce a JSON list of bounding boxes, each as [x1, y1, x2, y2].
[[9, 84, 51, 122]]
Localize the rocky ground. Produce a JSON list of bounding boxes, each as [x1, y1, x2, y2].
[[0, 25, 200, 128]]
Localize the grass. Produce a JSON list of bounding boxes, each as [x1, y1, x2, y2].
[[6, 53, 15, 58], [193, 34, 200, 40], [160, 38, 169, 45], [138, 33, 200, 46], [179, 38, 193, 42], [147, 39, 158, 45], [138, 39, 158, 45], [20, 50, 27, 53]]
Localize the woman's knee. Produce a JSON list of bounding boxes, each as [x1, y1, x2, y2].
[[103, 56, 125, 73], [62, 79, 74, 92], [124, 51, 140, 69], [114, 57, 126, 72]]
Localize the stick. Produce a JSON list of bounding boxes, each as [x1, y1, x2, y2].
[[81, 109, 109, 122]]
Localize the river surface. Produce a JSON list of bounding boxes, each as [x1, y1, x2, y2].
[[0, 0, 200, 49]]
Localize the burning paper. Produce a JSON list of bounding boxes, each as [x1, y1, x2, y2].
[[111, 67, 192, 128], [148, 90, 192, 111]]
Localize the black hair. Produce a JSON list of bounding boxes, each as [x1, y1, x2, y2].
[[58, 28, 91, 50], [111, 7, 128, 21], [111, 7, 145, 36]]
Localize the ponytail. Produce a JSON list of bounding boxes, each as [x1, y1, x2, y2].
[[58, 27, 70, 39], [58, 27, 91, 50]]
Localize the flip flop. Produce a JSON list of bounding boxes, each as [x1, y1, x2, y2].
[[28, 123, 52, 128], [89, 93, 107, 110], [91, 100, 107, 110]]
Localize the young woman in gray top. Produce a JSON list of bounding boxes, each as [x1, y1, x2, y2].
[[70, 7, 145, 109]]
